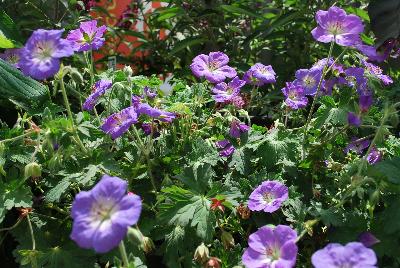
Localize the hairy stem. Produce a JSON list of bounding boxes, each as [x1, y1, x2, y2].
[[302, 40, 335, 159], [118, 240, 131, 268]]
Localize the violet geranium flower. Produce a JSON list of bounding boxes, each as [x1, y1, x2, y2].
[[216, 140, 235, 157], [82, 79, 113, 111], [281, 82, 308, 110], [67, 20, 107, 52], [229, 120, 249, 139], [367, 147, 382, 165], [344, 138, 370, 154], [101, 106, 138, 139], [248, 181, 288, 213], [358, 232, 380, 248], [359, 94, 373, 113], [70, 175, 142, 253], [212, 76, 245, 103], [294, 68, 322, 95], [132, 95, 176, 123], [244, 63, 276, 86], [190, 52, 237, 83], [0, 48, 22, 68], [347, 112, 361, 127], [242, 225, 298, 268], [311, 6, 364, 47], [19, 29, 74, 80], [311, 242, 377, 268], [362, 60, 393, 86]]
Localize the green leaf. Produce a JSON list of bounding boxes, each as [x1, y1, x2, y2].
[[229, 147, 247, 175], [373, 157, 400, 184], [220, 5, 261, 18], [0, 180, 32, 223], [175, 163, 214, 194], [0, 11, 23, 47], [0, 59, 50, 109], [158, 186, 215, 241], [170, 36, 207, 55], [314, 105, 347, 128]]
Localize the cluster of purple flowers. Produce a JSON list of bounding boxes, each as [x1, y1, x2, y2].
[[99, 92, 176, 140], [83, 79, 113, 111], [190, 51, 276, 108], [2, 20, 106, 80], [70, 175, 142, 253]]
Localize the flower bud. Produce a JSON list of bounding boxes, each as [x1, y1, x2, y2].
[[123, 65, 133, 77], [24, 162, 41, 178], [142, 236, 155, 253], [236, 204, 251, 220], [221, 230, 234, 249], [193, 242, 209, 264], [204, 257, 221, 268], [127, 227, 144, 245]]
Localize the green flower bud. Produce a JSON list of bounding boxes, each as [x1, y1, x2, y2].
[[142, 236, 155, 253], [24, 162, 41, 178], [127, 227, 144, 246], [123, 65, 133, 77], [221, 230, 235, 249], [193, 242, 209, 264]]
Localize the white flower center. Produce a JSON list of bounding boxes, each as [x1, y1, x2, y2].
[[265, 246, 280, 261], [34, 41, 54, 60], [208, 60, 220, 71], [303, 75, 316, 88], [90, 197, 119, 223], [327, 21, 345, 35]]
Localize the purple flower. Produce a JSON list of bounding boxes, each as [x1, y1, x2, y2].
[[362, 60, 393, 85], [70, 175, 142, 253], [0, 48, 22, 68], [230, 95, 245, 109], [138, 103, 176, 122], [244, 63, 276, 86], [67, 20, 107, 52], [312, 57, 344, 74], [358, 232, 380, 247], [212, 76, 245, 103], [248, 181, 288, 213], [143, 86, 157, 98], [344, 138, 370, 154], [216, 140, 235, 157], [83, 79, 113, 111], [347, 112, 361, 127], [190, 52, 237, 83], [19, 29, 74, 80], [359, 94, 373, 113], [132, 95, 176, 123], [344, 67, 366, 88], [311, 6, 364, 47], [311, 242, 377, 268], [141, 123, 152, 135], [367, 147, 382, 165], [242, 225, 298, 268], [101, 106, 138, 139], [294, 68, 322, 95], [281, 82, 308, 110], [356, 42, 393, 62], [229, 120, 249, 138]]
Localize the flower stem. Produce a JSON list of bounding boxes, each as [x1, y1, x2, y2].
[[118, 240, 131, 268], [26, 214, 36, 250], [301, 40, 335, 160], [0, 130, 35, 144], [59, 76, 88, 154]]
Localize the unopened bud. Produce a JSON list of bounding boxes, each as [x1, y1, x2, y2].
[[24, 162, 41, 178], [127, 227, 144, 245], [193, 242, 209, 264], [204, 257, 221, 268], [142, 236, 155, 253], [236, 204, 251, 220], [221, 230, 234, 249], [123, 65, 133, 77]]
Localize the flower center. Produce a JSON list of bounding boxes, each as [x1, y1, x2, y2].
[[83, 32, 95, 44], [7, 54, 20, 64], [208, 60, 220, 71], [288, 90, 298, 100], [265, 246, 280, 261], [263, 192, 274, 203], [303, 75, 316, 88], [34, 41, 54, 60], [90, 198, 118, 222], [111, 114, 129, 128], [327, 21, 345, 35]]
